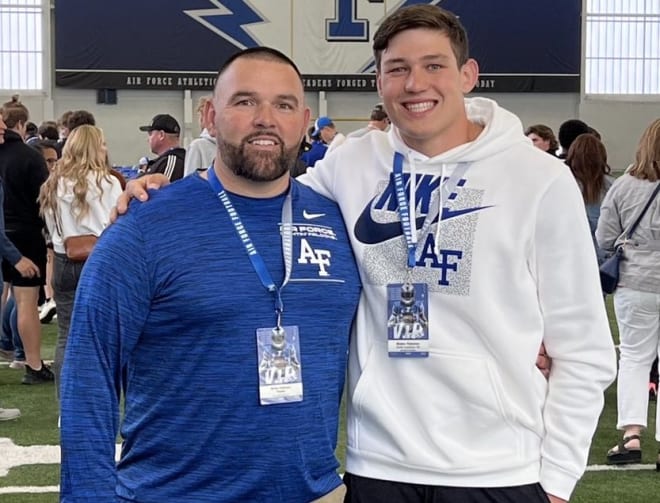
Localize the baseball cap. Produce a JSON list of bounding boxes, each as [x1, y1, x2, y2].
[[312, 116, 333, 137], [139, 114, 181, 134]]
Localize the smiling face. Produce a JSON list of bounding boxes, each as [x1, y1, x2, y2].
[[208, 56, 310, 185], [377, 28, 478, 157]]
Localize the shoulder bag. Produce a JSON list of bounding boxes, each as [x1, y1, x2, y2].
[[64, 234, 98, 262], [600, 182, 660, 294]]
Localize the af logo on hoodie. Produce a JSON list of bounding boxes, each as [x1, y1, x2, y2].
[[354, 171, 493, 295]]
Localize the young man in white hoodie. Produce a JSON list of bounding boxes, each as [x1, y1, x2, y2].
[[117, 5, 616, 502], [304, 5, 615, 503]]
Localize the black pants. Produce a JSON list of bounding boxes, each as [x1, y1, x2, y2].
[[344, 473, 550, 503]]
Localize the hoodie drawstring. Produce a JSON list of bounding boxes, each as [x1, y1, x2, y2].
[[434, 163, 447, 256]]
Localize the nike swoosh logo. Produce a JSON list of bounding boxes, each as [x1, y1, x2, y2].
[[303, 210, 326, 220], [354, 204, 493, 245]]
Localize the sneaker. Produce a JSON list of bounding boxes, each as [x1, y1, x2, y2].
[[9, 360, 25, 370], [39, 298, 57, 324], [21, 361, 55, 385], [0, 407, 21, 421], [0, 348, 14, 362]]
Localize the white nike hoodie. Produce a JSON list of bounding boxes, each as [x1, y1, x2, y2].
[[302, 97, 616, 501]]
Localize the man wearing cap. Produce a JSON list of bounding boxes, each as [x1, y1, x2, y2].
[[346, 105, 390, 139], [300, 117, 345, 168], [139, 114, 186, 181], [314, 116, 346, 154]]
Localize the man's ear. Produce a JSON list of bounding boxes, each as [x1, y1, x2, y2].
[[301, 106, 311, 142], [206, 100, 217, 138], [460, 58, 480, 94]]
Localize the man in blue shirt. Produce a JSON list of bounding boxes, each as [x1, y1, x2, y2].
[[59, 48, 360, 502]]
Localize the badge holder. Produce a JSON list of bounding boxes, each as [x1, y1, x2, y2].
[[257, 321, 303, 405], [387, 280, 429, 358]]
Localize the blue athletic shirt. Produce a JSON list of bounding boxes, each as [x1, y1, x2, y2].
[[59, 174, 361, 502]]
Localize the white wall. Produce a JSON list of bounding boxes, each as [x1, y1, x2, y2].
[[1, 89, 656, 172]]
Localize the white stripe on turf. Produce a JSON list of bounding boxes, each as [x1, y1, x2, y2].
[[0, 438, 121, 476], [586, 463, 656, 471], [0, 486, 59, 494], [0, 435, 657, 495]]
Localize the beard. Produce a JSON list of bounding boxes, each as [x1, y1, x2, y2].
[[218, 133, 299, 182]]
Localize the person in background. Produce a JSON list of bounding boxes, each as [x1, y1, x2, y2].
[[313, 116, 346, 154], [301, 125, 328, 168], [0, 112, 40, 420], [139, 114, 186, 181], [24, 122, 39, 145], [597, 118, 660, 468], [184, 95, 216, 176], [38, 121, 59, 142], [557, 119, 591, 159], [346, 104, 390, 139], [56, 111, 73, 152], [39, 125, 122, 400], [0, 96, 53, 385], [565, 133, 613, 264], [525, 124, 559, 156], [30, 140, 61, 324]]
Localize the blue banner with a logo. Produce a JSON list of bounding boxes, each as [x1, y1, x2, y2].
[[55, 0, 580, 92]]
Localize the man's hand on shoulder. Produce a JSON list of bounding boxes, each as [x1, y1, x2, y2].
[[110, 174, 171, 223]]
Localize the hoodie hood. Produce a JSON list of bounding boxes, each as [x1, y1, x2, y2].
[[383, 97, 528, 250], [386, 97, 527, 167], [199, 128, 216, 143]]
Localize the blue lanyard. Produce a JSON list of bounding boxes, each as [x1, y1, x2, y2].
[[392, 153, 470, 270], [392, 153, 417, 269], [207, 167, 293, 327]]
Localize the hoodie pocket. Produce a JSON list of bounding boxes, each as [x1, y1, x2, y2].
[[349, 349, 522, 471]]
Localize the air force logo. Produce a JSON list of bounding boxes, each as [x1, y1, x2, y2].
[[184, 0, 445, 73], [356, 173, 492, 293]]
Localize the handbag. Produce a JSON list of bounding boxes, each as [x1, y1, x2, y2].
[[599, 182, 660, 293], [599, 246, 623, 294], [64, 234, 98, 262]]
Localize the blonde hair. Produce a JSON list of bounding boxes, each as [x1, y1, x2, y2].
[[196, 95, 212, 130], [39, 125, 113, 231], [629, 119, 660, 181]]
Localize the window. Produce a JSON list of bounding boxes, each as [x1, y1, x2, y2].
[[0, 0, 44, 90], [585, 0, 660, 95]]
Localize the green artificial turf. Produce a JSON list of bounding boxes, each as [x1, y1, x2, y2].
[[5, 300, 660, 502]]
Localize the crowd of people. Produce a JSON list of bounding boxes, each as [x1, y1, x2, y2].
[[0, 3, 658, 502]]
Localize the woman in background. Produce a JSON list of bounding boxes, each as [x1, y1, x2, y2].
[[39, 125, 122, 399], [596, 119, 660, 467], [565, 133, 613, 264]]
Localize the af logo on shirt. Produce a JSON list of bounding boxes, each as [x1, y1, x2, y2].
[[290, 216, 338, 280], [298, 239, 331, 277]]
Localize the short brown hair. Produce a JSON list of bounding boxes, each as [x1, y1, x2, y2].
[[525, 124, 559, 153], [629, 118, 660, 182], [66, 110, 96, 131], [1, 95, 29, 128], [373, 4, 469, 71]]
